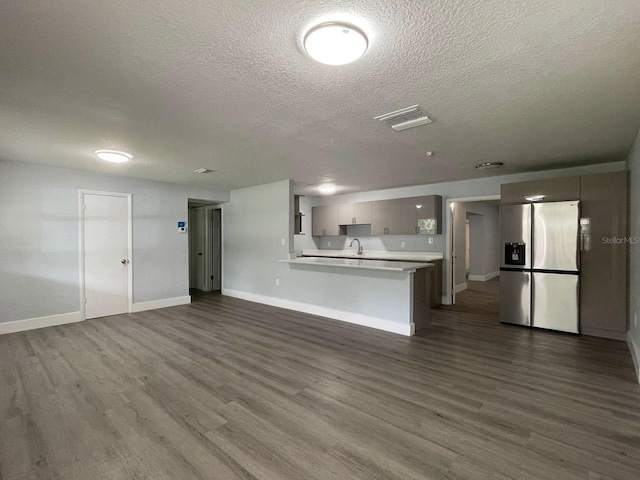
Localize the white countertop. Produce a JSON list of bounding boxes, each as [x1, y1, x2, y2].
[[281, 256, 434, 273], [301, 249, 444, 262]]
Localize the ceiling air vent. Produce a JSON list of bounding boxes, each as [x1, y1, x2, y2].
[[374, 105, 433, 131]]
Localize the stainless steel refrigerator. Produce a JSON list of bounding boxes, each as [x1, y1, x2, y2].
[[499, 201, 580, 333]]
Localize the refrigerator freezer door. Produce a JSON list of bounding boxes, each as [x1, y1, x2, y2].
[[532, 201, 580, 272], [500, 204, 532, 269], [499, 271, 531, 326], [532, 272, 579, 333]]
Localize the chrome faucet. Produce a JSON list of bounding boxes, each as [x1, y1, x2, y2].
[[349, 238, 363, 255]]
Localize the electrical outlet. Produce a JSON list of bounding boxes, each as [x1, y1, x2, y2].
[[328, 241, 331, 247], [401, 241, 406, 248], [428, 237, 434, 245], [275, 279, 280, 286], [281, 238, 285, 246]]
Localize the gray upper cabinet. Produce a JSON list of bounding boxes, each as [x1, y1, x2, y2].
[[412, 195, 443, 235], [501, 176, 581, 204], [371, 199, 404, 235], [338, 202, 372, 225], [372, 195, 442, 235], [311, 205, 340, 236]]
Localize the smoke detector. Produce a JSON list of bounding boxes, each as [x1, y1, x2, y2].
[[374, 105, 433, 131]]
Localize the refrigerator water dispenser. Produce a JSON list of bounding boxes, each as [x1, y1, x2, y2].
[[504, 243, 526, 266]]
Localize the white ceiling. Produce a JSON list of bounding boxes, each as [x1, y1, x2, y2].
[[1, 1, 639, 195]]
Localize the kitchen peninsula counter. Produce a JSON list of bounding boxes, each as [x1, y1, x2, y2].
[[301, 250, 443, 307], [279, 255, 433, 336]]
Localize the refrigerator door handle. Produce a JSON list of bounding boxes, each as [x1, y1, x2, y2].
[[580, 217, 591, 252]]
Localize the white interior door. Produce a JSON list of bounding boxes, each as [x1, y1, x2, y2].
[[83, 193, 131, 319]]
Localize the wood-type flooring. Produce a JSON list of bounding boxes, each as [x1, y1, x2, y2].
[[1, 285, 638, 479]]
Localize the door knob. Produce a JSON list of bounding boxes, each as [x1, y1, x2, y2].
[[121, 259, 128, 264]]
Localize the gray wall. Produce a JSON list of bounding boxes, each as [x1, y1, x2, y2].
[[223, 180, 293, 297], [0, 160, 228, 323], [626, 129, 640, 382]]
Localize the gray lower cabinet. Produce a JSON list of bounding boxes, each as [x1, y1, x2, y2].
[[311, 205, 340, 236]]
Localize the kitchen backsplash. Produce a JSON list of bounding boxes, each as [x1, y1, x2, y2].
[[317, 224, 445, 252]]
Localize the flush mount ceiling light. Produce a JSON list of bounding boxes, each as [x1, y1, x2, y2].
[[525, 195, 546, 202], [416, 204, 423, 209], [317, 184, 338, 194], [475, 162, 503, 170], [303, 22, 368, 65], [425, 151, 434, 157], [95, 150, 132, 163]]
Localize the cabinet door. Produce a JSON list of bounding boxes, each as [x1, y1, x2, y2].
[[354, 202, 372, 224], [371, 200, 402, 235], [414, 195, 442, 234], [579, 171, 628, 337], [397, 198, 422, 234], [338, 203, 354, 225], [312, 205, 340, 236]]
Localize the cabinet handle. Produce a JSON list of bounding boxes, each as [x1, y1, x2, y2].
[[353, 217, 356, 224], [415, 226, 419, 234], [323, 229, 326, 236]]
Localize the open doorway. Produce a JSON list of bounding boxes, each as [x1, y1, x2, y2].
[[447, 197, 500, 317], [188, 200, 222, 297]]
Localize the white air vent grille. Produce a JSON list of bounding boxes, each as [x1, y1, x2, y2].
[[374, 105, 433, 131]]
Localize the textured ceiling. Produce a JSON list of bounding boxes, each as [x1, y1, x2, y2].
[[1, 0, 639, 195]]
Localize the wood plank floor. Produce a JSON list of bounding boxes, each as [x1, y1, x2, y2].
[[1, 290, 639, 480]]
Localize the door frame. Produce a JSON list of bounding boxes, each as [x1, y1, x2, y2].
[[79, 190, 133, 320], [444, 195, 500, 305], [205, 206, 223, 291]]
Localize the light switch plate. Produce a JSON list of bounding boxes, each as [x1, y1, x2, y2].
[[401, 241, 406, 248], [428, 237, 434, 244]]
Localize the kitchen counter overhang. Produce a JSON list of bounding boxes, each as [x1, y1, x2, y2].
[[280, 256, 433, 272]]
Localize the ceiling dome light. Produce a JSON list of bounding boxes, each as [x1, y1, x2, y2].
[[317, 184, 338, 194], [304, 22, 368, 66], [95, 150, 133, 163], [475, 162, 503, 170]]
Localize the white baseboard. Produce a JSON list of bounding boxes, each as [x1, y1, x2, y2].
[[453, 283, 468, 294], [0, 311, 82, 335], [468, 271, 500, 282], [130, 295, 191, 313], [222, 288, 414, 336], [627, 332, 640, 384]]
